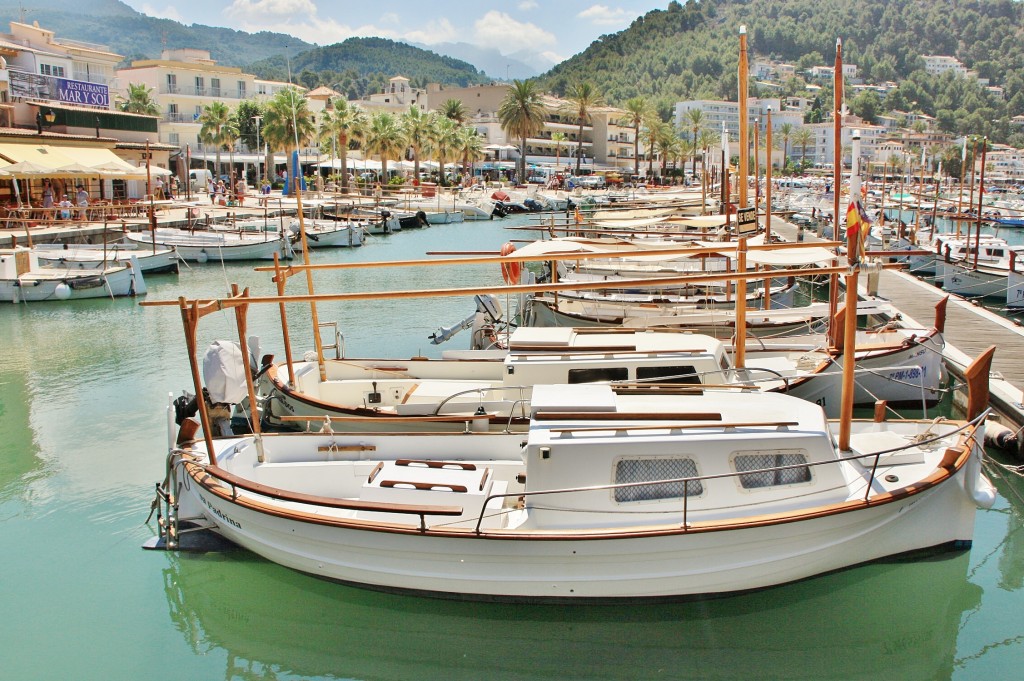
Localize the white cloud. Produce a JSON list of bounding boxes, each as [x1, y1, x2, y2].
[[577, 4, 631, 27], [472, 11, 555, 52], [517, 0, 539, 9], [539, 50, 566, 66], [403, 19, 458, 46], [225, 0, 319, 21], [141, 4, 182, 21]]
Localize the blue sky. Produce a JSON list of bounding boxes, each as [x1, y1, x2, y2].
[[125, 1, 670, 67]]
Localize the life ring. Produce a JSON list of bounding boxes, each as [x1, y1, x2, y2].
[[500, 242, 521, 284]]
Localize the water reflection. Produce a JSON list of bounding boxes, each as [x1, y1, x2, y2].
[[163, 551, 980, 681]]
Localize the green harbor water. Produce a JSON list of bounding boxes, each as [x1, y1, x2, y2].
[[1, 214, 1023, 680]]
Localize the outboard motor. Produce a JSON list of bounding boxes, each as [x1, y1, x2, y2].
[[416, 210, 430, 227], [492, 202, 508, 218], [524, 198, 543, 212], [470, 294, 505, 350]]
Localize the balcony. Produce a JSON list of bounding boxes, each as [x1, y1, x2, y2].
[[163, 112, 199, 123], [159, 85, 245, 99]]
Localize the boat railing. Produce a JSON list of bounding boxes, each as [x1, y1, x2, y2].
[[318, 321, 344, 359], [472, 410, 987, 533], [431, 385, 532, 418]]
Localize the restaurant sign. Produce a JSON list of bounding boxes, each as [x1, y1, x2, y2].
[[9, 70, 109, 107]]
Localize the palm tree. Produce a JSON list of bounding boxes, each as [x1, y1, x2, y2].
[[792, 128, 814, 170], [497, 80, 546, 183], [684, 108, 705, 179], [455, 125, 485, 178], [262, 87, 315, 195], [564, 81, 603, 174], [198, 101, 236, 177], [400, 105, 434, 183], [430, 115, 459, 187], [621, 96, 649, 178], [551, 131, 567, 170], [363, 111, 408, 183], [642, 114, 667, 178], [779, 123, 794, 170], [321, 97, 367, 192], [439, 98, 468, 124], [118, 83, 160, 116], [697, 128, 718, 185]]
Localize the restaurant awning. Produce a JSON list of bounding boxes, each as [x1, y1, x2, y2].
[[0, 143, 166, 179]]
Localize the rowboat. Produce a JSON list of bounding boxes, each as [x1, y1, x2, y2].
[[1, 246, 146, 302]]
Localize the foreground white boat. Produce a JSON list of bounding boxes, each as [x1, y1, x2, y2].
[[0, 247, 146, 302], [154, 376, 995, 601]]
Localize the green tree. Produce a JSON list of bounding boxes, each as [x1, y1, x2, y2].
[[621, 96, 650, 177], [439, 98, 469, 124], [233, 100, 266, 153], [431, 115, 459, 187], [400, 105, 434, 182], [564, 81, 604, 174], [792, 128, 814, 169], [498, 80, 546, 182], [455, 125, 485, 177], [198, 101, 237, 176], [684, 108, 705, 178], [551, 131, 567, 170], [118, 83, 160, 116], [363, 111, 407, 182], [262, 88, 315, 195], [778, 123, 794, 170], [320, 98, 368, 191]]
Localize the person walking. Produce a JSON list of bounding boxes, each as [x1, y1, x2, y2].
[[42, 179, 55, 222]]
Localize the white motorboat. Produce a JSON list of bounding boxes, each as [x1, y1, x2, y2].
[[33, 242, 180, 275], [126, 227, 295, 262], [152, 366, 995, 601], [0, 247, 146, 302]]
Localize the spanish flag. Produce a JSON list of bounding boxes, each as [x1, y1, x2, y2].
[[846, 200, 868, 260]]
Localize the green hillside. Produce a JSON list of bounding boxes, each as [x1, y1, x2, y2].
[[0, 0, 309, 66], [247, 37, 490, 97], [539, 0, 1024, 144]]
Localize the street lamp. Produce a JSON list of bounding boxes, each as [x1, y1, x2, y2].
[[252, 115, 263, 182], [35, 108, 55, 134]]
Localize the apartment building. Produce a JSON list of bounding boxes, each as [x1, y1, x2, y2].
[[116, 49, 292, 153], [423, 82, 635, 170]]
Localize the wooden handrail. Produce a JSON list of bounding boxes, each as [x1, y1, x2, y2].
[[196, 462, 465, 517]]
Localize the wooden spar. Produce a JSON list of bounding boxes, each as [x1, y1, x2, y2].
[[735, 237, 748, 367], [913, 149, 926, 237], [293, 168, 327, 382], [753, 117, 760, 211], [142, 263, 855, 309], [179, 297, 218, 465], [272, 253, 297, 388], [838, 123, 861, 452], [738, 26, 749, 210], [253, 240, 845, 276], [965, 345, 997, 421], [930, 172, 941, 233], [735, 26, 749, 365], [974, 137, 987, 270], [765, 107, 773, 243], [967, 137, 977, 241], [230, 284, 262, 442], [878, 160, 885, 227], [829, 37, 843, 332], [956, 139, 967, 238]]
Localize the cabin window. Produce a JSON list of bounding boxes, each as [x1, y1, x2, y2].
[[733, 451, 811, 489], [567, 367, 628, 383], [636, 365, 700, 384], [614, 458, 701, 502]]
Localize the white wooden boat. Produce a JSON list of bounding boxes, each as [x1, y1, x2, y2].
[[33, 242, 180, 274], [287, 219, 364, 248], [125, 228, 295, 262], [153, 371, 995, 601], [0, 247, 146, 302]]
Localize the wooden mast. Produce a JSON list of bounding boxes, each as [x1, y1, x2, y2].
[[955, 138, 967, 238], [828, 38, 843, 342], [837, 37, 858, 453], [735, 25, 749, 367], [974, 137, 987, 270]]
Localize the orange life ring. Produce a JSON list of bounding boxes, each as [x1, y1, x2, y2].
[[500, 242, 521, 284]]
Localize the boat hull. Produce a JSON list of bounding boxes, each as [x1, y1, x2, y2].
[[180, 438, 978, 601]]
